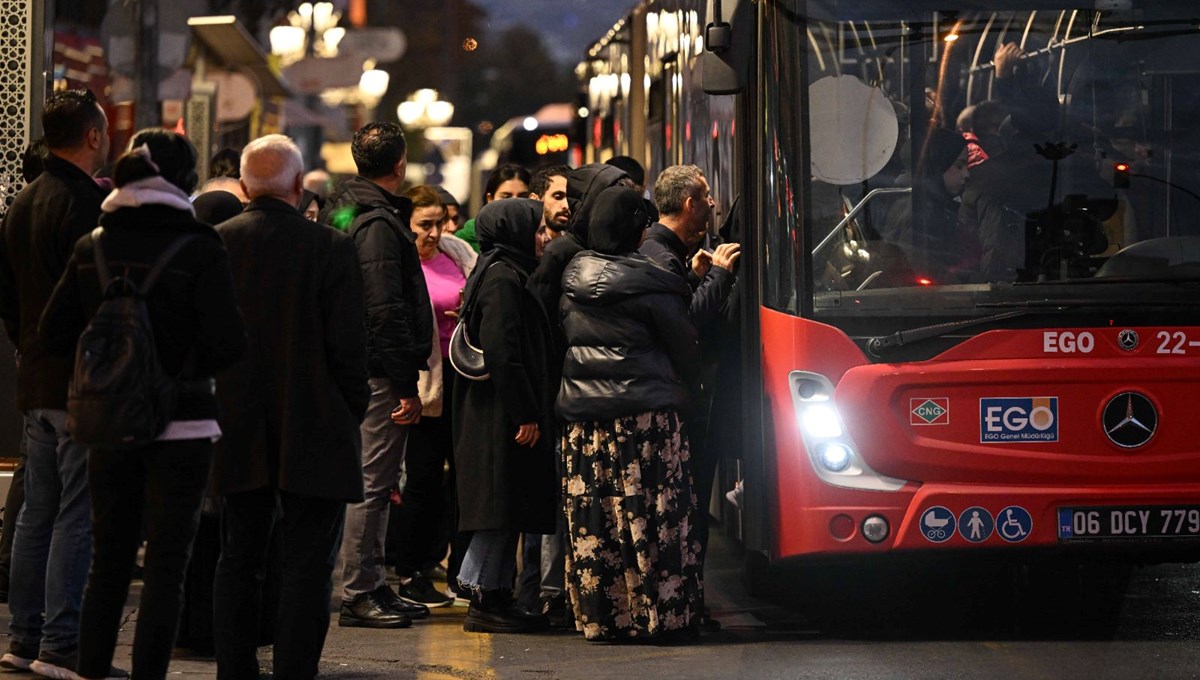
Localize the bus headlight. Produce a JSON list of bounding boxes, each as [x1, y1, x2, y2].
[[789, 371, 907, 492], [817, 442, 853, 472], [801, 404, 843, 438]]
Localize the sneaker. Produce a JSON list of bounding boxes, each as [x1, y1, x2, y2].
[[29, 645, 129, 680], [0, 641, 38, 672], [424, 564, 449, 582], [725, 480, 743, 509], [397, 573, 454, 608]]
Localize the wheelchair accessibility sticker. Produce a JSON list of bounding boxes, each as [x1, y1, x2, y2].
[[921, 506, 956, 543], [997, 506, 1033, 542], [958, 507, 994, 543]]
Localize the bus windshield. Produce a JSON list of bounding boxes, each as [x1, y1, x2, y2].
[[794, 2, 1200, 332]]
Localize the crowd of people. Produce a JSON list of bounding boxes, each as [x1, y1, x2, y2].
[[0, 88, 741, 679]]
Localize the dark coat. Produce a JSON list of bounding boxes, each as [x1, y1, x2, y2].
[[320, 177, 432, 398], [453, 201, 556, 534], [639, 223, 735, 331], [557, 252, 700, 422], [213, 197, 370, 503], [0, 154, 107, 410], [39, 203, 246, 421]]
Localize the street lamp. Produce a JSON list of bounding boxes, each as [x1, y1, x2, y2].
[[269, 1, 344, 65], [397, 89, 455, 129]]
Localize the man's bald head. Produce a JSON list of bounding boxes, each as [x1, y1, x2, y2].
[[240, 134, 304, 206], [199, 176, 249, 205]]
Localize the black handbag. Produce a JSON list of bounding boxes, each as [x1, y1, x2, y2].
[[449, 317, 489, 381], [449, 261, 512, 381]]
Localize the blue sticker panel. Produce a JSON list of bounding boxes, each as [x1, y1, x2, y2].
[[920, 506, 956, 543], [997, 506, 1033, 542], [980, 397, 1059, 443], [958, 507, 995, 543]]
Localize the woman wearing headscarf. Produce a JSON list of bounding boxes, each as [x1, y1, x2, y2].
[[39, 129, 245, 679], [452, 198, 556, 633], [558, 186, 703, 643]]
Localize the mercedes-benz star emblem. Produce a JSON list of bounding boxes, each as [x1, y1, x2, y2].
[[1102, 392, 1158, 448], [1117, 329, 1139, 351]]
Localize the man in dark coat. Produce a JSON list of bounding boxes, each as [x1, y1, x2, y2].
[[640, 165, 740, 328], [319, 122, 433, 628], [211, 135, 372, 679], [0, 89, 110, 673]]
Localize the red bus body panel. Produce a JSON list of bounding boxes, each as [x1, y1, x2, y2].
[[761, 307, 1200, 560]]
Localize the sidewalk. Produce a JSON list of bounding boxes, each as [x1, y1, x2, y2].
[[0, 531, 769, 678]]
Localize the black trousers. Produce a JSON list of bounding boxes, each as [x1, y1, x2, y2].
[[213, 487, 344, 680], [392, 412, 451, 576], [77, 438, 212, 680]]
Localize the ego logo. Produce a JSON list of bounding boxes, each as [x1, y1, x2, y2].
[[980, 397, 1058, 443]]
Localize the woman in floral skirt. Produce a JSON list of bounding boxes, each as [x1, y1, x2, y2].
[[557, 186, 703, 642]]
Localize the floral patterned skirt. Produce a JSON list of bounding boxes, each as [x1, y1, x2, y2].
[[562, 410, 703, 641]]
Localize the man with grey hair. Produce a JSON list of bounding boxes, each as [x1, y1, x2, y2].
[[640, 163, 740, 632], [212, 134, 371, 679]]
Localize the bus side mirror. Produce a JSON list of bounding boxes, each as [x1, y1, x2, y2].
[[702, 0, 750, 95]]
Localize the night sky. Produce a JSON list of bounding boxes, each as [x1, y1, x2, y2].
[[480, 0, 634, 63]]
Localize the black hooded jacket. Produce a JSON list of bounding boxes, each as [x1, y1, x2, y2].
[[320, 176, 432, 397], [526, 163, 628, 326]]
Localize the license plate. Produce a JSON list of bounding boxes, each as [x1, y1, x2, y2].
[[1058, 506, 1200, 541]]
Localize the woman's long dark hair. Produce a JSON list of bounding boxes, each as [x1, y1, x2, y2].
[[114, 128, 199, 194]]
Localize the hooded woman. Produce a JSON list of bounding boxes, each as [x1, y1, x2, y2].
[[882, 126, 972, 280], [451, 198, 556, 633], [557, 186, 703, 643], [39, 128, 245, 679]]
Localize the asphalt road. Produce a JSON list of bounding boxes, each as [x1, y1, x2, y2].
[[3, 531, 1198, 679]]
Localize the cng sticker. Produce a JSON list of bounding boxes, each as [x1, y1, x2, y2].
[[921, 506, 956, 543], [910, 398, 949, 425], [980, 397, 1058, 443]]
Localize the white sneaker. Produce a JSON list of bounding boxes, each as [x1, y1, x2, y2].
[[725, 480, 743, 509]]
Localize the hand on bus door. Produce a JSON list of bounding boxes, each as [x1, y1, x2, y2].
[[712, 242, 742, 272], [691, 249, 714, 278]]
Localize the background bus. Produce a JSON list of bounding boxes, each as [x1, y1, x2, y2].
[[581, 0, 1200, 592]]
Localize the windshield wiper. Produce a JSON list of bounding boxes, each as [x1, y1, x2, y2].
[[866, 309, 1030, 355]]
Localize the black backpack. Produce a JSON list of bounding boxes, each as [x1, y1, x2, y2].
[[66, 227, 198, 450]]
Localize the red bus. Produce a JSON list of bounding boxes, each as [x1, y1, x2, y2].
[[580, 0, 1200, 587]]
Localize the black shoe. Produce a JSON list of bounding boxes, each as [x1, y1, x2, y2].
[[541, 596, 572, 629], [372, 584, 430, 619], [463, 590, 548, 634], [338, 592, 413, 629], [698, 608, 721, 633], [397, 573, 454, 608]]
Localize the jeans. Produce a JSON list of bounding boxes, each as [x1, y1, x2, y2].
[[0, 434, 27, 592], [339, 378, 408, 601], [457, 530, 518, 594], [515, 534, 542, 610], [76, 439, 212, 679], [214, 488, 345, 680], [8, 410, 92, 652]]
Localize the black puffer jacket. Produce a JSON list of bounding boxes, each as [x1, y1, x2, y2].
[[320, 177, 432, 397], [557, 252, 700, 422]]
